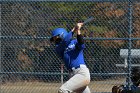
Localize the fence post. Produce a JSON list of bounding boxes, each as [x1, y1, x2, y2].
[[127, 0, 133, 90], [61, 64, 64, 84], [0, 3, 2, 92]]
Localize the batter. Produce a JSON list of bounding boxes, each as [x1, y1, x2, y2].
[[50, 23, 91, 93]]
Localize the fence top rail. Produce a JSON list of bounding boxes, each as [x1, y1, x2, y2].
[[0, 0, 137, 2]]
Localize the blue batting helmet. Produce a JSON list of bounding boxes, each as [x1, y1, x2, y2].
[[50, 28, 68, 41]]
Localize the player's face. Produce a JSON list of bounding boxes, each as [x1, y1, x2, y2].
[[52, 36, 62, 44]]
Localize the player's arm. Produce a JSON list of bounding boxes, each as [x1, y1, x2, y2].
[[75, 23, 85, 49], [77, 23, 84, 45], [77, 33, 84, 45]]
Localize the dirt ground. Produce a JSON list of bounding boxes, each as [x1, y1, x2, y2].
[[1, 78, 126, 93]]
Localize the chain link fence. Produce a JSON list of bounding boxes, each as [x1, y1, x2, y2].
[[0, 0, 140, 93]]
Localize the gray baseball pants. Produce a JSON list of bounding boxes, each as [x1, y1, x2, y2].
[[58, 65, 91, 93]]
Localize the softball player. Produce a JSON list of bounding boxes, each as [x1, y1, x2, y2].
[[50, 23, 91, 93]]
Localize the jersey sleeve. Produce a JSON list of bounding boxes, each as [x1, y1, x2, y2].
[[75, 34, 85, 50]]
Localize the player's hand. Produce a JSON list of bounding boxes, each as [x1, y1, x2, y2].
[[72, 23, 83, 32], [77, 23, 83, 35], [77, 23, 83, 30]]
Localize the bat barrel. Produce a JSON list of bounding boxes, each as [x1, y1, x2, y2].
[[83, 17, 94, 24]]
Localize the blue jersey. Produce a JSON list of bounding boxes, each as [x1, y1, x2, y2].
[[55, 31, 86, 70]]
